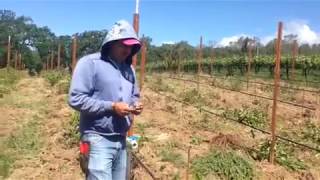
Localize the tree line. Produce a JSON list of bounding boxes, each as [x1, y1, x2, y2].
[[1, 10, 320, 74]]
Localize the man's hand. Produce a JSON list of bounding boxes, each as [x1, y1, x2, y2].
[[131, 102, 143, 115], [112, 102, 132, 117]]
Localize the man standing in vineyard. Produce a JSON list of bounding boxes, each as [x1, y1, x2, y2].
[[68, 19, 143, 179]]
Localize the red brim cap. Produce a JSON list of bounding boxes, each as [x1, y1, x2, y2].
[[122, 39, 141, 46]]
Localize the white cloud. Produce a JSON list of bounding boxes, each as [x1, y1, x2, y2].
[[217, 20, 320, 47], [260, 35, 274, 45], [284, 20, 320, 45], [216, 34, 250, 47], [161, 41, 175, 45]]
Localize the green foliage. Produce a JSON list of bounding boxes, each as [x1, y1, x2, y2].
[[159, 149, 184, 167], [44, 71, 63, 86], [229, 78, 243, 91], [223, 107, 267, 129], [23, 49, 42, 75], [159, 141, 184, 167], [0, 153, 14, 178], [0, 68, 20, 94], [302, 121, 320, 148], [180, 88, 209, 107], [63, 111, 80, 147], [56, 75, 71, 94], [150, 76, 173, 92], [251, 140, 306, 171], [0, 115, 41, 178], [190, 113, 213, 131], [190, 135, 202, 145], [135, 123, 151, 146], [77, 30, 107, 58], [6, 116, 41, 155], [192, 150, 254, 180]]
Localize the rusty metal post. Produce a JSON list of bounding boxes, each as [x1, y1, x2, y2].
[[291, 40, 297, 80], [247, 45, 253, 90], [57, 43, 61, 70], [71, 35, 77, 73], [7, 35, 11, 69], [269, 22, 283, 164], [139, 41, 147, 90]]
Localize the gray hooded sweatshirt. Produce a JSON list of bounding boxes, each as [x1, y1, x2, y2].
[[68, 20, 141, 137]]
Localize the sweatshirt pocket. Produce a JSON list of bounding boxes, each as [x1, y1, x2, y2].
[[94, 115, 114, 133]]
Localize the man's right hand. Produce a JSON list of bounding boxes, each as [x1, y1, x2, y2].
[[112, 102, 132, 117]]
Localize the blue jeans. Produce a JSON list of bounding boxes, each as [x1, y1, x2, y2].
[[82, 133, 127, 180]]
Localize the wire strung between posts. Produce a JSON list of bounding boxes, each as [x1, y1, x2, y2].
[[164, 75, 316, 111], [147, 87, 320, 153], [131, 152, 158, 180], [198, 74, 320, 94]]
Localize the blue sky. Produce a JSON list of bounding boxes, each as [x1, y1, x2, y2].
[[1, 0, 320, 46]]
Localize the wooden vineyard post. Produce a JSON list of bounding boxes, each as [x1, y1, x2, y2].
[[46, 55, 50, 70], [18, 53, 22, 70], [186, 146, 191, 180], [50, 51, 54, 70], [210, 45, 215, 76], [197, 36, 203, 92], [269, 22, 283, 164], [14, 51, 18, 70], [128, 0, 140, 137], [131, 0, 140, 67], [291, 40, 297, 80], [57, 43, 61, 70], [71, 35, 77, 74], [7, 35, 11, 70], [139, 41, 147, 90], [247, 45, 253, 90]]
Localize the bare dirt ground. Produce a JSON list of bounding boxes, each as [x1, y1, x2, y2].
[[130, 73, 320, 180], [0, 77, 83, 180], [1, 73, 319, 180]]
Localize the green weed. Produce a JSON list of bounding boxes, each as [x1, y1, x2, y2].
[[192, 150, 254, 180], [63, 111, 80, 147], [250, 140, 306, 171]]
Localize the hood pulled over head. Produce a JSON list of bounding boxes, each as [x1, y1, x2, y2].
[[101, 20, 141, 64]]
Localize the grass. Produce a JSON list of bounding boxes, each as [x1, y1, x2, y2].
[[0, 115, 42, 178], [302, 120, 320, 148], [63, 111, 80, 147], [180, 88, 209, 107], [56, 75, 71, 94], [190, 135, 203, 146], [0, 68, 21, 95], [6, 115, 42, 155], [135, 122, 152, 146], [150, 76, 174, 92], [159, 141, 185, 167], [250, 140, 306, 171], [43, 70, 64, 86], [190, 112, 214, 131], [191, 149, 254, 180]]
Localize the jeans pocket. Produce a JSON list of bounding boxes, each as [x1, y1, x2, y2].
[[83, 133, 104, 146]]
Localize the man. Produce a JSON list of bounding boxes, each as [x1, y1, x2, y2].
[[68, 20, 143, 180]]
